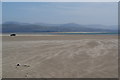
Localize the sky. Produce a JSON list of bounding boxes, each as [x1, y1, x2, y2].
[[2, 2, 118, 26], [0, 2, 2, 24], [2, 0, 119, 2]]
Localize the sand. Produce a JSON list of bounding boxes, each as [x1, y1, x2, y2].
[[2, 35, 118, 78]]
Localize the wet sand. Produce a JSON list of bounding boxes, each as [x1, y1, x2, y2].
[[2, 35, 118, 78], [2, 34, 118, 41]]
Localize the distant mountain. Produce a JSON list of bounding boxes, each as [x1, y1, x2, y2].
[[2, 22, 117, 33], [85, 24, 118, 30]]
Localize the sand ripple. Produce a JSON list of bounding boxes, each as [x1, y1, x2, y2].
[[3, 39, 118, 78]]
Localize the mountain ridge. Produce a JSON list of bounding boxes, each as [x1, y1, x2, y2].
[[2, 22, 118, 33]]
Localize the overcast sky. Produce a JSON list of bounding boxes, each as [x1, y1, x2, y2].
[[2, 2, 118, 26]]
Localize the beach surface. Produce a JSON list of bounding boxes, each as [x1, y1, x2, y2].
[[2, 34, 118, 78]]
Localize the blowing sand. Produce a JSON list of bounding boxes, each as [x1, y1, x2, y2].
[[2, 35, 118, 78]]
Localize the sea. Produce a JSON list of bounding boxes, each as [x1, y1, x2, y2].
[[47, 32, 118, 35], [3, 32, 118, 35]]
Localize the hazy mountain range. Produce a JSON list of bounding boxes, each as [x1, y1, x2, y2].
[[2, 22, 118, 33]]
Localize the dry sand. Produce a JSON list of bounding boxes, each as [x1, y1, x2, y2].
[[2, 35, 118, 78]]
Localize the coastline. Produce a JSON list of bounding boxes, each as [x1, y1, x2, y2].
[[2, 34, 118, 41]]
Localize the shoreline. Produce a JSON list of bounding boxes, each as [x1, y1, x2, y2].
[[2, 35, 118, 41]]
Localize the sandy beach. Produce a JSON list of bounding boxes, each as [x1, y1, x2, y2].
[[2, 34, 118, 78]]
